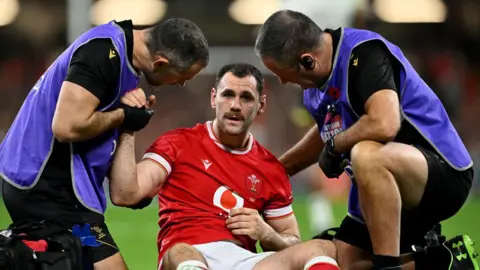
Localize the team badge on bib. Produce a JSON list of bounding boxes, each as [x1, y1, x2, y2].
[[321, 109, 343, 142]]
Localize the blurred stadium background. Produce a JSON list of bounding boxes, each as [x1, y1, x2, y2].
[[0, 0, 479, 269]]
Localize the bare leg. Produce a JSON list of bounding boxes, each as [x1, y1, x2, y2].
[[162, 243, 207, 270], [253, 239, 337, 270], [335, 239, 372, 270], [350, 141, 428, 258]]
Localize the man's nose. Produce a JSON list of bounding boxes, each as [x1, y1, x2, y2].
[[230, 97, 241, 111]]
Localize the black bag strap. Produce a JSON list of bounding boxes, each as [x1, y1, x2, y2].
[[7, 221, 68, 240]]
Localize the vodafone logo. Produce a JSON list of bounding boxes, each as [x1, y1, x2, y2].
[[213, 186, 244, 212]]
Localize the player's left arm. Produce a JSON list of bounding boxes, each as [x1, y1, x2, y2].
[[226, 207, 300, 252], [261, 213, 301, 251], [261, 169, 299, 251], [332, 42, 401, 154]]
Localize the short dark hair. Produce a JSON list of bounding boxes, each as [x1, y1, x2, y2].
[[215, 63, 264, 95], [146, 18, 209, 72], [255, 10, 323, 68]]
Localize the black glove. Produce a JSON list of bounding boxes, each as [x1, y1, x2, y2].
[[318, 138, 344, 178], [120, 105, 154, 132], [127, 197, 153, 210]]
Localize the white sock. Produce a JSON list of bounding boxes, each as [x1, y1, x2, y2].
[[177, 260, 208, 270], [304, 256, 338, 270]]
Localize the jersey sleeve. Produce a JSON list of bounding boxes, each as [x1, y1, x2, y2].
[[142, 130, 189, 176], [263, 169, 294, 220], [64, 39, 120, 106], [348, 40, 399, 115]]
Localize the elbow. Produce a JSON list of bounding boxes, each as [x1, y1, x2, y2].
[[111, 198, 129, 207], [110, 193, 135, 207], [52, 127, 76, 143], [52, 119, 81, 143], [377, 121, 400, 142], [110, 190, 141, 207], [110, 193, 125, 206], [51, 118, 74, 142]]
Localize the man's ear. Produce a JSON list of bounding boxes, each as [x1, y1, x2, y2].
[[152, 56, 169, 72], [299, 53, 316, 71], [257, 94, 266, 115], [211, 87, 216, 109]]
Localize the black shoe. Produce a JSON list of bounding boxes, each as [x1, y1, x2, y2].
[[443, 235, 479, 270], [413, 234, 478, 270]]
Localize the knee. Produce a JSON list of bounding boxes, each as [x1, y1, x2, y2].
[[310, 239, 337, 260], [167, 243, 194, 256], [350, 141, 387, 180], [350, 141, 382, 166], [163, 243, 206, 269], [296, 239, 337, 265]]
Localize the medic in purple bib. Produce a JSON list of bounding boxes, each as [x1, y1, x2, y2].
[[255, 9, 477, 270], [0, 18, 209, 268]]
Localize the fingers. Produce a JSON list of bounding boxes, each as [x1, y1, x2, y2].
[[120, 97, 138, 108], [230, 207, 257, 217], [146, 95, 156, 109], [226, 210, 260, 239], [226, 214, 250, 224], [231, 229, 251, 236], [226, 221, 250, 230], [121, 88, 147, 108], [130, 88, 147, 107]]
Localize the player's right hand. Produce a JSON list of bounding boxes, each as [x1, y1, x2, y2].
[[120, 105, 154, 132]]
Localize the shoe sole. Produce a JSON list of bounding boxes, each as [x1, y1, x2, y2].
[[445, 235, 479, 270]]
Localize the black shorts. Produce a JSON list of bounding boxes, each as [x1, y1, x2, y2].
[[1, 177, 120, 263], [335, 146, 474, 254]]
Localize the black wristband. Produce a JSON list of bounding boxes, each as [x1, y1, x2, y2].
[[120, 105, 154, 132]]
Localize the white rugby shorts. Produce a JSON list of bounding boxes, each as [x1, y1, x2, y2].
[[158, 241, 274, 270]]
